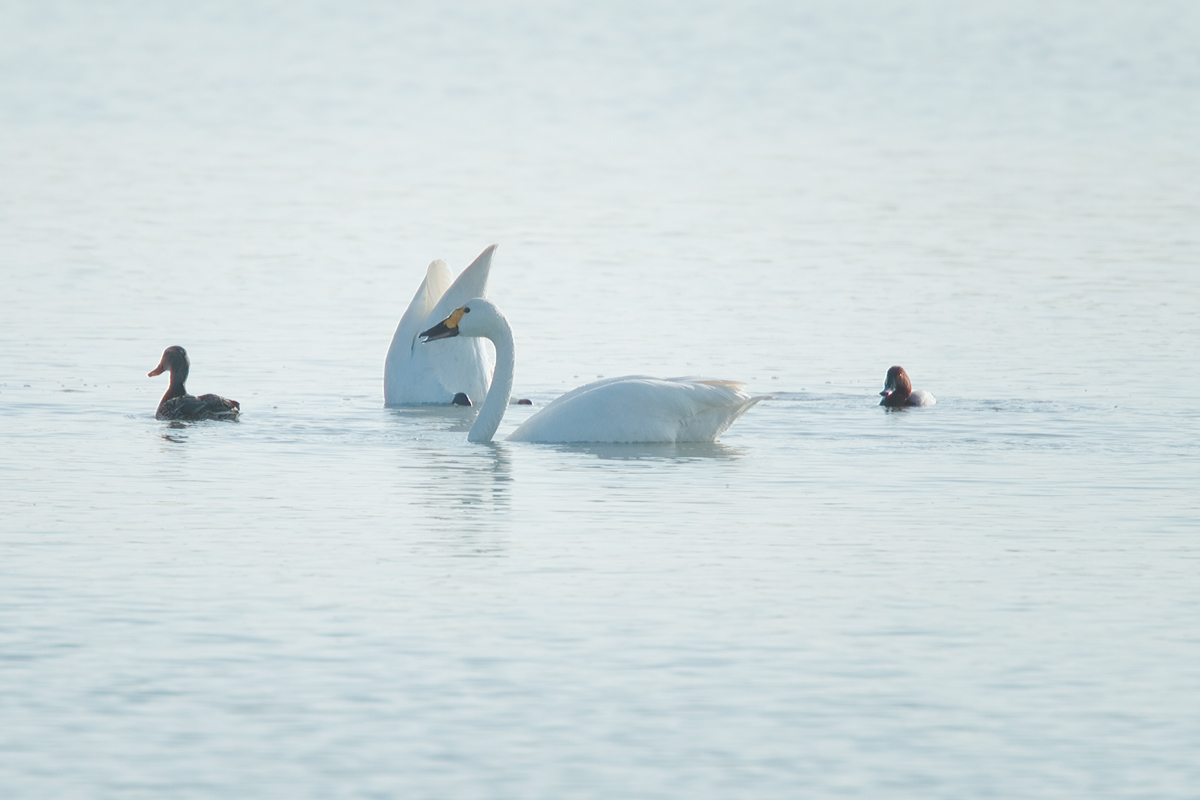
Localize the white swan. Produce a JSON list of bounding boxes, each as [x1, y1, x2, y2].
[[384, 245, 497, 405], [420, 299, 762, 443]]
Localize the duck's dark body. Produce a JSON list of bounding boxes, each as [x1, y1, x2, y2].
[[157, 392, 241, 420], [149, 346, 240, 421]]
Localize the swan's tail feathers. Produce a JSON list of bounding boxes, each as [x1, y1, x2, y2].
[[667, 377, 748, 393], [412, 261, 454, 351], [697, 379, 748, 391], [384, 259, 455, 405], [387, 259, 451, 358], [690, 394, 763, 442], [429, 244, 496, 321], [660, 378, 763, 442], [415, 261, 453, 318]]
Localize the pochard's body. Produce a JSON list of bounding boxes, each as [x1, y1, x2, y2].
[[420, 299, 761, 444], [879, 365, 936, 408], [148, 346, 240, 420]]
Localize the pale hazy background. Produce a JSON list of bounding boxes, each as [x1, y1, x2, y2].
[[2, 1, 1198, 797]]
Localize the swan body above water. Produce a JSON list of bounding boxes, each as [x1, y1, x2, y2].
[[148, 346, 240, 421], [879, 365, 936, 408], [420, 299, 761, 444], [384, 245, 497, 406]]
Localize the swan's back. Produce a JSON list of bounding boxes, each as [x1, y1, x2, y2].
[[384, 247, 496, 405], [507, 376, 761, 443]]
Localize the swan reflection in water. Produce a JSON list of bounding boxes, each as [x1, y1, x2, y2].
[[385, 403, 479, 435], [400, 435, 513, 517], [538, 440, 746, 463], [404, 443, 512, 558]]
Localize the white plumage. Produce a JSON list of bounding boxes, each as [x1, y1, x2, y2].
[[383, 245, 497, 405], [509, 375, 758, 443], [419, 299, 762, 444], [907, 390, 937, 407]]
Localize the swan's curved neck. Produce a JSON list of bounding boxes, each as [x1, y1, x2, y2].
[[469, 315, 515, 443]]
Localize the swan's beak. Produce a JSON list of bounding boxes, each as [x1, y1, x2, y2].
[[420, 319, 459, 342], [148, 357, 168, 377], [421, 307, 466, 342]]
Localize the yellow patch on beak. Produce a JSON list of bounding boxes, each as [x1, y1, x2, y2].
[[445, 307, 466, 328]]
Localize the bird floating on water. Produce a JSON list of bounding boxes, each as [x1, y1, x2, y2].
[[420, 299, 761, 443], [148, 346, 240, 421], [879, 365, 936, 408], [384, 245, 497, 406]]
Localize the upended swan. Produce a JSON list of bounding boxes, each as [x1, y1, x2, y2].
[[384, 245, 497, 405], [420, 299, 762, 443], [879, 365, 936, 408]]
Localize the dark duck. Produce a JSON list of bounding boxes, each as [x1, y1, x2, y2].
[[148, 346, 240, 420], [879, 365, 936, 408]]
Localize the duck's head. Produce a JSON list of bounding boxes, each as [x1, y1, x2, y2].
[[880, 365, 912, 400], [149, 346, 190, 381], [420, 298, 503, 342]]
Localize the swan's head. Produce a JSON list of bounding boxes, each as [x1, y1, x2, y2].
[[880, 366, 912, 400], [149, 346, 190, 381], [420, 298, 503, 342]]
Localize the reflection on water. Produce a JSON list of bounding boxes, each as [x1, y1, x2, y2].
[[155, 416, 243, 444], [536, 440, 747, 462], [385, 404, 479, 434], [404, 442, 513, 520]]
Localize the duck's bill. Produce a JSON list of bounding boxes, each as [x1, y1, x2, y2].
[[420, 320, 459, 342], [148, 360, 167, 377], [879, 389, 890, 397]]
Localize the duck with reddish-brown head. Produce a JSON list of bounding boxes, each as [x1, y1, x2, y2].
[[148, 346, 240, 421], [879, 366, 936, 408]]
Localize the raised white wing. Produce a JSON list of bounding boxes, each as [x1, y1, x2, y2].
[[388, 259, 452, 363], [383, 246, 497, 405], [425, 244, 495, 327]]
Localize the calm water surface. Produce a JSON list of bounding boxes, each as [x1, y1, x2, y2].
[[2, 1, 1199, 797]]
